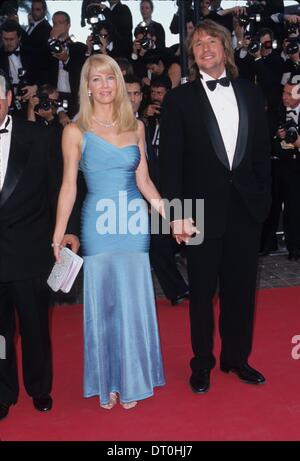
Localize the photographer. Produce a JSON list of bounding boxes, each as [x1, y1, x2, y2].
[[130, 21, 157, 81], [46, 11, 87, 120], [0, 20, 40, 117], [261, 81, 300, 260], [281, 23, 300, 84], [137, 0, 165, 49], [86, 19, 117, 57], [247, 27, 284, 135], [27, 83, 64, 127], [82, 1, 132, 59]]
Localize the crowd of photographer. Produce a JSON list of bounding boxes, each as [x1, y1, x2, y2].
[[1, 0, 300, 261]]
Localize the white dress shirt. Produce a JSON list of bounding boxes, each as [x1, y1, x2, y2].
[[8, 49, 22, 85], [0, 115, 13, 191], [57, 59, 71, 93], [200, 70, 239, 170]]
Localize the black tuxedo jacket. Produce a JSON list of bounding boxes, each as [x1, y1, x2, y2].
[[23, 19, 52, 84], [159, 77, 272, 239], [0, 118, 80, 282], [25, 19, 52, 48], [0, 46, 39, 85], [103, 1, 133, 59]]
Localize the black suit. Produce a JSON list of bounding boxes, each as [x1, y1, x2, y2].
[[23, 19, 52, 85], [0, 117, 80, 405], [159, 77, 271, 371], [102, 1, 133, 59]]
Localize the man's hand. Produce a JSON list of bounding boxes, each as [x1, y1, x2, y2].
[[21, 84, 38, 101], [58, 111, 71, 127], [171, 218, 200, 244], [52, 47, 69, 63], [144, 103, 161, 118]]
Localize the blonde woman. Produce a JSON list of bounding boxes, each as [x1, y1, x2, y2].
[[53, 54, 166, 410]]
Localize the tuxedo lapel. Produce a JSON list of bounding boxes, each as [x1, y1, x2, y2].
[[194, 78, 230, 169], [231, 79, 249, 169], [0, 122, 30, 207]]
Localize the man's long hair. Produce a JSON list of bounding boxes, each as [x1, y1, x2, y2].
[[187, 19, 239, 81]]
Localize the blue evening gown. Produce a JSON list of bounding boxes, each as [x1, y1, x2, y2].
[[79, 131, 165, 405]]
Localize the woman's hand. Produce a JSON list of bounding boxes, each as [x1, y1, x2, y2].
[[52, 234, 80, 262]]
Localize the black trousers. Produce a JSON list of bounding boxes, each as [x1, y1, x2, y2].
[[0, 276, 52, 404], [261, 158, 300, 252], [186, 189, 262, 371], [150, 233, 188, 300]]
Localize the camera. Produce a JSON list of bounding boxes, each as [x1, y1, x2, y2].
[[48, 38, 66, 54], [236, 0, 266, 28], [86, 3, 104, 21], [246, 0, 265, 15], [34, 92, 68, 112], [286, 38, 300, 56], [285, 22, 300, 37], [237, 13, 261, 28], [15, 68, 28, 98], [278, 119, 299, 144], [247, 37, 277, 54], [86, 6, 108, 54], [136, 22, 156, 51]]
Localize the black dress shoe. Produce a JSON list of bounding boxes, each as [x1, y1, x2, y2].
[[189, 370, 210, 393], [170, 290, 189, 306], [32, 395, 53, 412], [220, 363, 265, 384], [0, 403, 10, 421]]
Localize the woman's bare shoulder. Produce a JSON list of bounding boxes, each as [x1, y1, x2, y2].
[[63, 122, 83, 140], [136, 119, 145, 136]]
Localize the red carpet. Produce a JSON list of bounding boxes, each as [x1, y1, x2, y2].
[[1, 287, 300, 441]]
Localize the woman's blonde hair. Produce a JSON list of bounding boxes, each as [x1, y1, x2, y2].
[[186, 19, 239, 81], [77, 54, 137, 133]]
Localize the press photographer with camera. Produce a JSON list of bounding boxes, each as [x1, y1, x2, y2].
[[261, 81, 300, 260], [137, 0, 165, 49], [281, 22, 300, 84], [245, 27, 284, 135], [0, 19, 41, 117], [27, 83, 66, 129], [46, 11, 87, 121], [86, 18, 117, 57], [82, 1, 132, 59]]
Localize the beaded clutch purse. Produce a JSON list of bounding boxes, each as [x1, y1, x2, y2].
[[47, 247, 83, 293]]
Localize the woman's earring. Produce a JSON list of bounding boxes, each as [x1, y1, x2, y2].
[[88, 89, 92, 97]]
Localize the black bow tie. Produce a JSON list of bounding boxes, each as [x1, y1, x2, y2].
[[7, 50, 20, 57], [206, 76, 230, 91], [287, 109, 297, 115], [0, 117, 11, 135]]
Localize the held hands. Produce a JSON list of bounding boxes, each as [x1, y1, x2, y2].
[[171, 218, 200, 245], [52, 234, 80, 262]]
